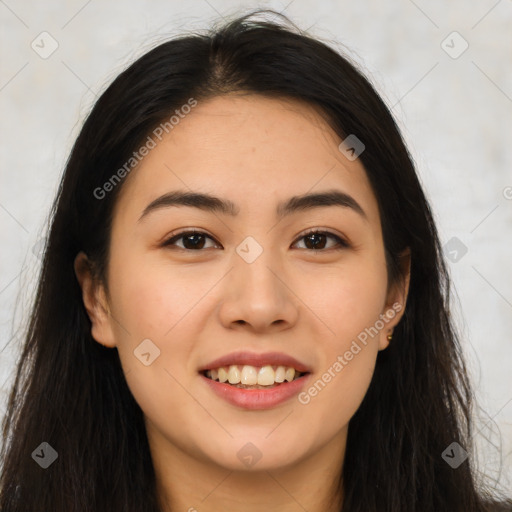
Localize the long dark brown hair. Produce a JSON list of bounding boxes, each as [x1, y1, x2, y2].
[[1, 9, 510, 512]]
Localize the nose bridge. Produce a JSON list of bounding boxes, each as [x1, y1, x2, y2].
[[234, 237, 285, 305], [218, 236, 298, 331]]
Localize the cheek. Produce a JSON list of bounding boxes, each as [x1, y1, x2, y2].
[[298, 275, 384, 441], [107, 251, 225, 402], [106, 257, 207, 435], [296, 258, 387, 423], [297, 342, 378, 449], [108, 249, 207, 340], [310, 257, 389, 341]]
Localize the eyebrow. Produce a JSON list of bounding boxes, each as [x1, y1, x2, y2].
[[138, 189, 367, 222]]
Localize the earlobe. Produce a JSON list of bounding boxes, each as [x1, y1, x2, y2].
[[74, 252, 116, 348], [378, 248, 411, 351]]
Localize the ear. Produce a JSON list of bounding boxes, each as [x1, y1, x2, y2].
[[74, 252, 117, 348], [378, 248, 411, 351]]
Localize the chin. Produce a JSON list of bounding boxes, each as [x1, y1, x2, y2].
[[198, 435, 307, 472]]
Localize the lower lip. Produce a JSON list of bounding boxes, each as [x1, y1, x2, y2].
[[200, 373, 311, 410]]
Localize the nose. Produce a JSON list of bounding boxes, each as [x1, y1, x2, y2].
[[217, 251, 299, 334]]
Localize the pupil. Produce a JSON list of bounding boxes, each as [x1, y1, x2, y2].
[[306, 233, 325, 250], [184, 234, 205, 249]]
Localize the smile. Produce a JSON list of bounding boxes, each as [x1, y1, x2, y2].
[[202, 364, 305, 388], [198, 350, 312, 409]]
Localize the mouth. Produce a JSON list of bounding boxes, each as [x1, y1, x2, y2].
[[198, 352, 312, 409], [198, 351, 312, 409], [201, 364, 308, 390]]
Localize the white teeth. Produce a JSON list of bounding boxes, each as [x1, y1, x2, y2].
[[257, 365, 275, 385], [241, 365, 258, 385], [285, 367, 295, 382], [218, 367, 228, 383], [274, 366, 286, 383], [205, 364, 304, 386], [228, 365, 241, 384]]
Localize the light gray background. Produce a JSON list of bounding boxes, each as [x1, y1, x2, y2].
[[1, 0, 511, 493]]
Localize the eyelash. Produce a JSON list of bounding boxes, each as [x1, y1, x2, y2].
[[161, 228, 350, 252]]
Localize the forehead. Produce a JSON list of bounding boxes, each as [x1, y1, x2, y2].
[[160, 94, 345, 176], [114, 94, 379, 225]]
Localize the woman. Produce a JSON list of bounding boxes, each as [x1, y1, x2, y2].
[[1, 9, 510, 512]]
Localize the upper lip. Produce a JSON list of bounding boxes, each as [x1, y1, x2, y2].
[[199, 351, 312, 373]]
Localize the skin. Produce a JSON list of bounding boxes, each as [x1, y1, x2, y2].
[[75, 94, 410, 512]]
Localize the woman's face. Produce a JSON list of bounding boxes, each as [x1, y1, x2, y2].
[[78, 94, 408, 473]]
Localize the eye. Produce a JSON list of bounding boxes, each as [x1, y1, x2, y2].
[[162, 230, 219, 251], [292, 229, 349, 251], [161, 228, 349, 252]]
